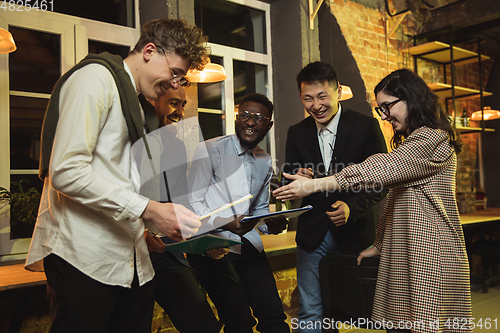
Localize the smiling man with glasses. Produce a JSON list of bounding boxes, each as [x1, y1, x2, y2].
[[155, 44, 191, 88], [134, 85, 222, 333], [187, 93, 290, 333], [236, 110, 271, 124], [26, 19, 210, 333]]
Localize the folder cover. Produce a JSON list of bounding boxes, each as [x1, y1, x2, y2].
[[164, 234, 243, 255], [240, 205, 313, 223]]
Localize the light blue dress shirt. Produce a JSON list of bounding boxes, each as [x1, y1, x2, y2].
[[188, 134, 273, 253]]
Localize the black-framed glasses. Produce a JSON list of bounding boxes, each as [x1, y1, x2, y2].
[[375, 99, 402, 117], [155, 45, 189, 86], [179, 76, 191, 87], [236, 111, 270, 124]]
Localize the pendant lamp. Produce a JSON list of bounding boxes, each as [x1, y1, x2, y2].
[[339, 85, 353, 101], [186, 59, 227, 83], [470, 106, 500, 121], [0, 28, 16, 54]]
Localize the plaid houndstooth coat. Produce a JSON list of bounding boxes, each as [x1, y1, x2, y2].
[[335, 127, 471, 333]]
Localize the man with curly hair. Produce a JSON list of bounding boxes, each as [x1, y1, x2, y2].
[[25, 19, 210, 333]]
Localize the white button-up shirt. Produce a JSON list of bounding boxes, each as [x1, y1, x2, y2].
[[25, 63, 153, 288]]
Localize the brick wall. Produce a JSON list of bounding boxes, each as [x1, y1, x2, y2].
[[327, 0, 418, 150], [326, 0, 494, 212], [269, 253, 299, 327]]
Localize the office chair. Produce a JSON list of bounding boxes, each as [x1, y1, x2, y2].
[[468, 222, 500, 293], [319, 254, 380, 333]]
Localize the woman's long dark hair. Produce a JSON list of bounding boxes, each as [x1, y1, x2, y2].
[[374, 69, 463, 153]]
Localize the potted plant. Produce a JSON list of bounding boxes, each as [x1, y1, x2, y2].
[[0, 180, 41, 239]]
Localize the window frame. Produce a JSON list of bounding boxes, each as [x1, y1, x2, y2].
[[0, 7, 139, 261], [198, 0, 275, 165]]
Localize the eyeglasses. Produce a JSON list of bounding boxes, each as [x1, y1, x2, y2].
[[375, 99, 402, 117], [155, 45, 190, 87], [179, 76, 191, 87], [236, 111, 270, 124]]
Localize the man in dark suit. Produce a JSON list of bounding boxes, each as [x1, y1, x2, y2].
[[282, 61, 387, 332]]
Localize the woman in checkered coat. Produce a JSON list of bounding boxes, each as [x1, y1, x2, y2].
[[274, 69, 471, 333]]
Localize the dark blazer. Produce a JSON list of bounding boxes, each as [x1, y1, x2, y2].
[[283, 107, 387, 254]]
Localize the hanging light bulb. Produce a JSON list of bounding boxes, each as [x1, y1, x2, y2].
[[0, 28, 16, 54], [470, 106, 500, 121], [339, 84, 353, 101], [186, 59, 227, 83]]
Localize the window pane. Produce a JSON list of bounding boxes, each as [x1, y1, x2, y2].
[[9, 95, 47, 202], [198, 56, 223, 110], [9, 27, 61, 94], [233, 60, 268, 105], [10, 95, 48, 167], [55, 0, 135, 28], [89, 40, 131, 59], [199, 112, 224, 140], [233, 60, 270, 154], [258, 131, 270, 153], [195, 0, 266, 54]]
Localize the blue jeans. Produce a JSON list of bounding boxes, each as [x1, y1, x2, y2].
[[296, 230, 342, 333]]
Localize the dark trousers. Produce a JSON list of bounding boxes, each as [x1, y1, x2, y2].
[[149, 251, 221, 333], [44, 254, 155, 333], [188, 238, 290, 333]]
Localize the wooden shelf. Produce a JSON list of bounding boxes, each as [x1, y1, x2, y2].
[[428, 82, 492, 99], [261, 231, 296, 257], [0, 264, 46, 291], [455, 125, 495, 134], [403, 41, 490, 66], [460, 207, 500, 225], [409, 41, 494, 133]]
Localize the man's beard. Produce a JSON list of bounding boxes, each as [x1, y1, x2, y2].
[[235, 128, 266, 150]]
